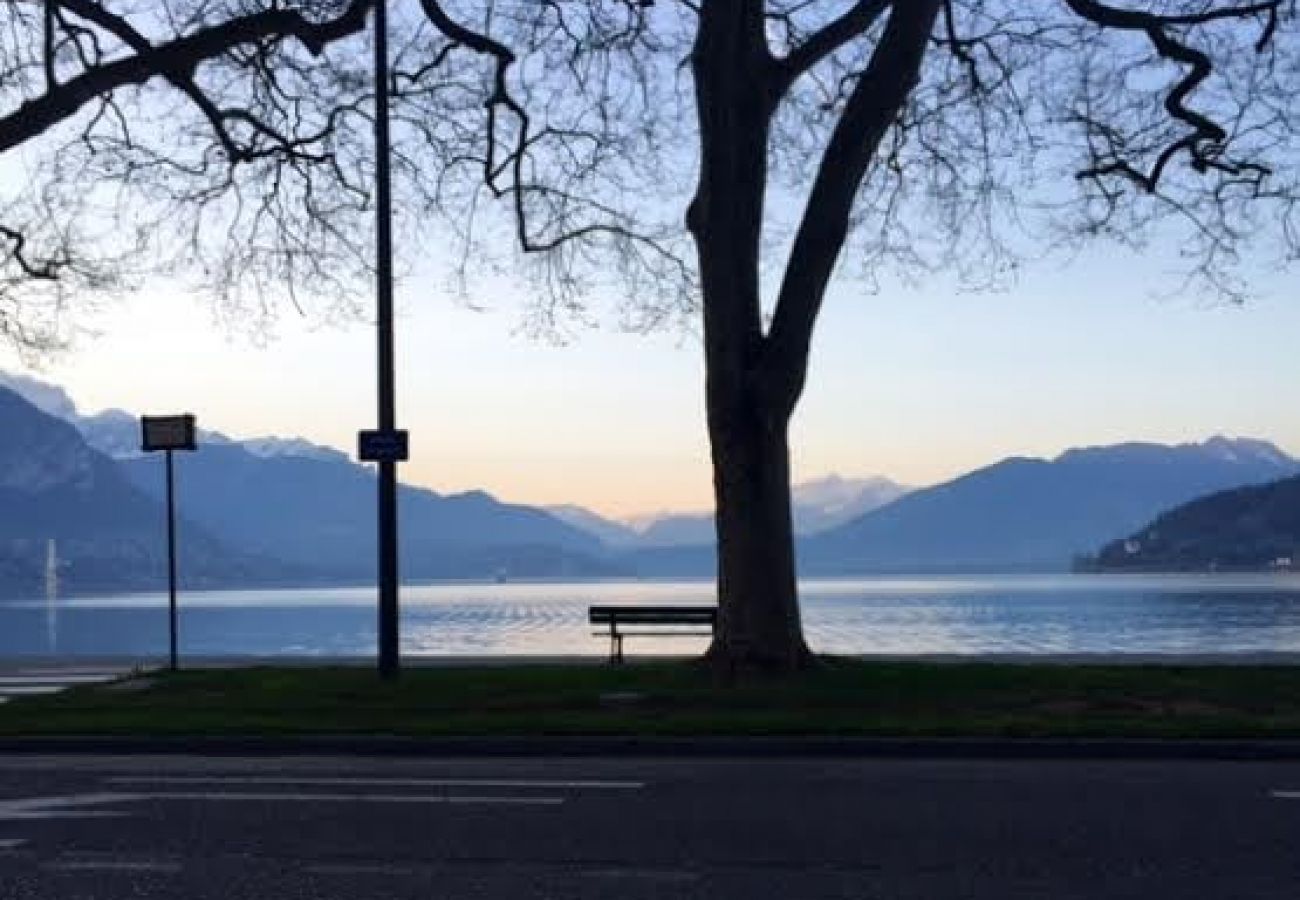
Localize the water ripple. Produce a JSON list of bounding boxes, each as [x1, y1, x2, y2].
[[5, 574, 1300, 657]]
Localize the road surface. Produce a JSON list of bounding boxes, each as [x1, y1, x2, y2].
[[0, 753, 1297, 898]]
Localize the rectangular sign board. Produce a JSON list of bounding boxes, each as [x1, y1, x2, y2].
[[141, 415, 197, 453], [358, 429, 409, 463]]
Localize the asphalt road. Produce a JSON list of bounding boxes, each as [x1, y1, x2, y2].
[[0, 754, 1297, 899]]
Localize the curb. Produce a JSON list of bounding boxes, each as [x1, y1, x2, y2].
[[4, 735, 1300, 760]]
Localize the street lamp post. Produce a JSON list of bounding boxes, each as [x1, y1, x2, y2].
[[357, 0, 406, 680]]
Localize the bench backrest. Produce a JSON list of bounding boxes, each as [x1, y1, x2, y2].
[[589, 605, 718, 626]]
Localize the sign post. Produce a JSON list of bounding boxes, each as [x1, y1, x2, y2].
[[141, 415, 197, 672]]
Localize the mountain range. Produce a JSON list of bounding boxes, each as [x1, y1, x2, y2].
[[627, 437, 1300, 576], [800, 438, 1299, 573], [117, 445, 614, 582], [1, 369, 1296, 593], [0, 388, 297, 593], [548, 475, 912, 548], [0, 374, 618, 592]]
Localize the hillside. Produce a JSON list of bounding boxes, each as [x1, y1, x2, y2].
[[1, 370, 623, 582], [120, 445, 620, 581], [1088, 474, 1300, 572], [0, 388, 288, 595]]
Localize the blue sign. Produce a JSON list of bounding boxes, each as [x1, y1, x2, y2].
[[358, 429, 409, 462]]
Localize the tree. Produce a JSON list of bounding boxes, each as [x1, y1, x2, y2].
[[1, 1, 1296, 671]]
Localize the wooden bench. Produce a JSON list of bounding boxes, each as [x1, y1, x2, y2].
[[589, 605, 718, 663]]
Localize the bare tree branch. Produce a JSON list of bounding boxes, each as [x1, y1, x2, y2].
[[775, 0, 891, 87], [764, 0, 943, 414], [0, 0, 372, 154]]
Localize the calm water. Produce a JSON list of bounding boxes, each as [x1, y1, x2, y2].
[[7, 574, 1300, 659]]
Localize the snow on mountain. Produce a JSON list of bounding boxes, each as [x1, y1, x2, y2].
[[791, 474, 913, 534], [0, 370, 78, 420], [616, 474, 913, 547], [240, 437, 351, 465], [0, 370, 340, 462]]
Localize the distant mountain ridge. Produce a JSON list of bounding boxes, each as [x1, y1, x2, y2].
[[577, 474, 912, 548], [1087, 473, 1300, 572], [544, 505, 643, 547], [4, 371, 1297, 584], [0, 387, 295, 594], [119, 444, 615, 581], [801, 438, 1300, 573], [0, 371, 336, 462], [0, 371, 622, 584]]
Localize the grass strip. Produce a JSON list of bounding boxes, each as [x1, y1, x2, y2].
[[3, 660, 1300, 739]]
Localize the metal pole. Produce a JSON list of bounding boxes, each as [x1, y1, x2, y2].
[[166, 448, 178, 672], [374, 0, 400, 680]]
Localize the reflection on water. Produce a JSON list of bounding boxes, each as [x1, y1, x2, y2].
[[44, 593, 56, 655], [7, 573, 1300, 658]]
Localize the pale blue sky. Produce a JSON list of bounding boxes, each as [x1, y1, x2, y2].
[[3, 240, 1296, 518], [1, 2, 1294, 520]]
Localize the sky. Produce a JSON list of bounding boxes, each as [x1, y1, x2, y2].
[[2, 240, 1297, 520], [1, 2, 1296, 522]]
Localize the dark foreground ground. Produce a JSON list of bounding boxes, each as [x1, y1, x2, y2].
[[10, 661, 1300, 738], [0, 753, 1297, 899]]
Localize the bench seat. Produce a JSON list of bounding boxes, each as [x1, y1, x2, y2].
[[589, 605, 718, 663]]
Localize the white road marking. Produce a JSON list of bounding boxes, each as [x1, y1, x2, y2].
[[14, 668, 127, 676], [0, 670, 126, 703], [0, 793, 141, 821], [0, 788, 562, 823], [0, 685, 70, 695], [140, 791, 564, 806], [304, 863, 419, 876], [1270, 790, 1300, 799], [581, 868, 700, 883], [109, 775, 644, 790], [0, 675, 118, 685], [0, 839, 28, 850], [45, 860, 181, 874]]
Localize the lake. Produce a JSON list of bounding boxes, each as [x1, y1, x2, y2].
[[6, 574, 1300, 660]]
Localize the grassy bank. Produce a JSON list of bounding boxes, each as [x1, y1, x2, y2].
[[4, 661, 1300, 738]]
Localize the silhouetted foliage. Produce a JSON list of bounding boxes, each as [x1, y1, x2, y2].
[[1, 1, 1296, 668]]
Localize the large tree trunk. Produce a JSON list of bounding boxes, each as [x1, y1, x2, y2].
[[705, 378, 811, 672], [685, 1, 941, 674], [687, 4, 811, 674]]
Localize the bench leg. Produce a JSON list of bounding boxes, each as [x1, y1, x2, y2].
[[609, 629, 624, 665]]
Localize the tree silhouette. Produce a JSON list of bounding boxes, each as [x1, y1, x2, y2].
[[1, 1, 1296, 670]]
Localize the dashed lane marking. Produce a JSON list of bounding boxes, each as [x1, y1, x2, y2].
[[0, 793, 141, 821], [581, 868, 701, 883], [0, 686, 70, 695], [44, 860, 182, 874], [0, 669, 127, 703], [303, 863, 420, 877], [108, 776, 644, 790], [138, 791, 564, 806], [0, 789, 563, 824], [0, 839, 28, 850], [0, 675, 121, 685]]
